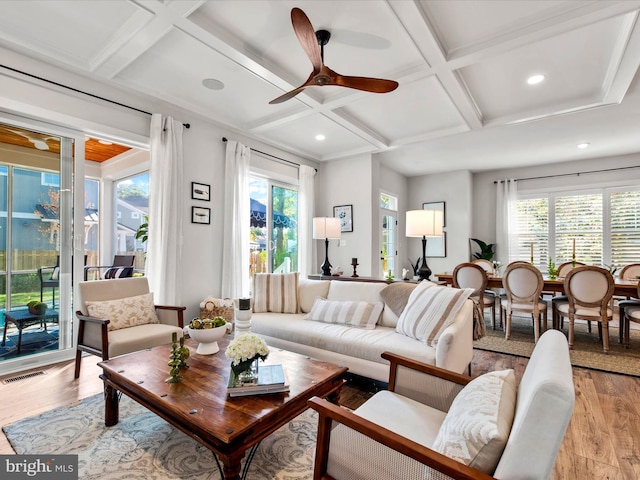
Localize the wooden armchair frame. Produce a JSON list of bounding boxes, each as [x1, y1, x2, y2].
[[309, 352, 495, 480], [75, 297, 185, 379]]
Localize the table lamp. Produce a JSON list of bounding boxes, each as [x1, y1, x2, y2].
[[406, 209, 444, 281], [313, 217, 341, 276]]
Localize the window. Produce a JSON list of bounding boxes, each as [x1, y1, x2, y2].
[[41, 172, 59, 187], [380, 193, 398, 278], [514, 187, 639, 270], [115, 172, 149, 260], [249, 176, 298, 278]]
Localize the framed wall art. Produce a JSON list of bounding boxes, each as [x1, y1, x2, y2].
[[192, 206, 211, 224], [333, 204, 353, 232], [423, 201, 446, 257], [192, 182, 210, 201]]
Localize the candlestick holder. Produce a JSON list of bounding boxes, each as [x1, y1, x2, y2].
[[351, 263, 359, 278]]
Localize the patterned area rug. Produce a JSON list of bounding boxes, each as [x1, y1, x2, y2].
[[3, 393, 317, 479], [475, 315, 640, 377]]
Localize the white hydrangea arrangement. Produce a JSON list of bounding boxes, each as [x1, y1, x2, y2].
[[225, 333, 269, 374]]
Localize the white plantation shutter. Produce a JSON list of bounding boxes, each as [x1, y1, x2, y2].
[[555, 193, 603, 266], [611, 190, 640, 267], [515, 197, 548, 268]]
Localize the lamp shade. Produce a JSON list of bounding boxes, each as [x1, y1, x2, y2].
[[406, 209, 443, 238], [313, 217, 341, 239]]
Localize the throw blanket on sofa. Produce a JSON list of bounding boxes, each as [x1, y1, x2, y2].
[[471, 298, 487, 340]]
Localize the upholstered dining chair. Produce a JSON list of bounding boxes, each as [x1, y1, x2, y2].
[[555, 265, 614, 353], [471, 258, 502, 328], [551, 261, 587, 330], [453, 262, 497, 330], [618, 282, 640, 348], [501, 262, 547, 342], [74, 276, 185, 378], [308, 329, 575, 480], [471, 258, 493, 274]]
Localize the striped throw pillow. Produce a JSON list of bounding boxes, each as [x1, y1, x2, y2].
[[304, 298, 383, 329], [253, 272, 299, 313], [396, 281, 473, 345]]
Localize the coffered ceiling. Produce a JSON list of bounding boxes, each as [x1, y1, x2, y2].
[[1, 1, 640, 176]]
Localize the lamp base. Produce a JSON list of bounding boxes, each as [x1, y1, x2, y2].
[[418, 236, 431, 281], [321, 238, 332, 276]]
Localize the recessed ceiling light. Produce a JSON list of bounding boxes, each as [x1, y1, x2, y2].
[[98, 139, 112, 145], [527, 74, 545, 85], [315, 134, 326, 141], [577, 143, 590, 149], [202, 78, 225, 90]]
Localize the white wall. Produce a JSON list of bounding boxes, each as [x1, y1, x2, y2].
[[316, 154, 374, 276], [407, 170, 473, 275], [472, 153, 640, 246]]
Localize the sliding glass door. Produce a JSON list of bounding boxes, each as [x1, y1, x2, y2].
[[0, 116, 81, 373]]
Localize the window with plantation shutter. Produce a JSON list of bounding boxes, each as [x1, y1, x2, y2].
[[611, 190, 640, 267], [513, 187, 639, 271], [514, 197, 548, 267], [555, 193, 602, 266]]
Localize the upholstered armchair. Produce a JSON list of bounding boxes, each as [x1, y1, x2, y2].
[[309, 330, 574, 480], [74, 276, 185, 378]]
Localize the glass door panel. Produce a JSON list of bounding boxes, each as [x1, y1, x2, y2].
[[380, 212, 396, 278], [271, 185, 297, 273]]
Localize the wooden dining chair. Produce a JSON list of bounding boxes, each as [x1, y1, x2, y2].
[[618, 282, 640, 348], [471, 258, 501, 328], [453, 262, 497, 329], [552, 261, 587, 331], [501, 262, 547, 342], [555, 265, 614, 353]]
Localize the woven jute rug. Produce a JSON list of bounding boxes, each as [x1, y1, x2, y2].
[[475, 315, 640, 377], [3, 393, 317, 479]]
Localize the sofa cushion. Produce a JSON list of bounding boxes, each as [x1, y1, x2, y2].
[[396, 282, 473, 346], [431, 369, 517, 474], [251, 313, 437, 366], [304, 298, 383, 329], [380, 282, 417, 317], [86, 292, 159, 331], [298, 278, 331, 313], [253, 272, 299, 313]]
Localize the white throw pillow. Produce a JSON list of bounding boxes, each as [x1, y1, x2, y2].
[[304, 298, 383, 329], [431, 369, 517, 474], [86, 292, 159, 331], [395, 282, 473, 345], [253, 272, 299, 313]]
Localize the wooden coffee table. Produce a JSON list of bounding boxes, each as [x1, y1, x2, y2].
[[98, 337, 347, 480]]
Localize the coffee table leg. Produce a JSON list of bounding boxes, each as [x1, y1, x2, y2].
[[217, 451, 245, 480], [104, 383, 120, 426], [1, 318, 8, 346], [16, 322, 23, 355]]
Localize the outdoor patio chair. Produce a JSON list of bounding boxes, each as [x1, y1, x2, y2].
[[83, 254, 135, 281]]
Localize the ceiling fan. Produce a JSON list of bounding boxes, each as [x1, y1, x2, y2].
[[269, 8, 399, 104], [7, 128, 56, 150]]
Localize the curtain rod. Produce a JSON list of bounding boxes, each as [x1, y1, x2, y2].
[[493, 164, 640, 184], [221, 137, 316, 172], [0, 63, 190, 129]]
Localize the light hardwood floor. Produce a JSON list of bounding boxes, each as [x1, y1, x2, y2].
[[1, 351, 640, 479]]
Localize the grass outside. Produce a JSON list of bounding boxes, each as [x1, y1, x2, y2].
[[0, 290, 57, 328]]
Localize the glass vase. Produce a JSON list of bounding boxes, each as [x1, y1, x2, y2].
[[230, 358, 259, 387]]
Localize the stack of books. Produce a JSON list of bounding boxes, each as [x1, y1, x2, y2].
[[227, 364, 290, 397]]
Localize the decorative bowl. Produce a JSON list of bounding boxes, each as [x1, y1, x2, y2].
[[187, 323, 227, 355]]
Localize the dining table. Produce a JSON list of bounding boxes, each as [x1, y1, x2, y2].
[[435, 272, 640, 298]]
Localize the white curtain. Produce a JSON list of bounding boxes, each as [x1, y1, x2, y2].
[[495, 179, 518, 268], [146, 114, 184, 305], [298, 165, 316, 277], [221, 140, 250, 299]]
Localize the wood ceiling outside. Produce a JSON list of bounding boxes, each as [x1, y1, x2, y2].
[[0, 124, 131, 162]]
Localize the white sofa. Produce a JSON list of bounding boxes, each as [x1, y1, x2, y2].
[[251, 278, 474, 382]]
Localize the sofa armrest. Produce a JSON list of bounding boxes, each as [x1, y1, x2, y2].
[[435, 299, 474, 373], [155, 305, 185, 328], [308, 396, 495, 480], [75, 311, 110, 359], [382, 351, 470, 411]]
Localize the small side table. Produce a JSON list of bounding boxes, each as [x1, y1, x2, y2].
[[2, 309, 59, 354]]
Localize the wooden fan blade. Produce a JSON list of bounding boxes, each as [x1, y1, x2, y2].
[[269, 72, 316, 104], [332, 74, 399, 93], [291, 8, 322, 73]]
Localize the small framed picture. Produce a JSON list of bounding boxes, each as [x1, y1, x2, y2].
[[333, 204, 353, 232], [192, 206, 211, 224], [192, 182, 210, 201]]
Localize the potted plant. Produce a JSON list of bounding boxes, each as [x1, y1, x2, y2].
[[470, 238, 495, 261]]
